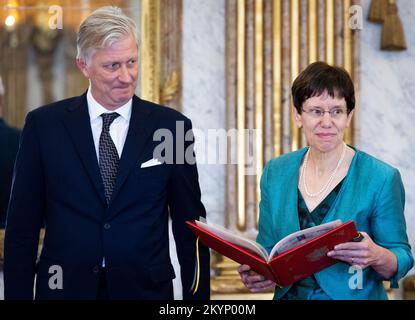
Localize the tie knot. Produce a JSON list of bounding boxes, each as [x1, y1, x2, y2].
[[101, 113, 120, 131]]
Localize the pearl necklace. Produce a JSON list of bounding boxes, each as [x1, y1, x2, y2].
[[301, 143, 347, 198]]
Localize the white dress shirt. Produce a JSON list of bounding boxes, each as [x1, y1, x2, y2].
[[87, 88, 132, 268], [87, 88, 132, 162]]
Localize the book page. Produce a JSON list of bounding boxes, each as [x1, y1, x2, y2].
[[194, 220, 269, 261], [269, 219, 342, 258]]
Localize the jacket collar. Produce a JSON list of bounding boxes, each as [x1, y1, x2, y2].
[[63, 93, 156, 208]]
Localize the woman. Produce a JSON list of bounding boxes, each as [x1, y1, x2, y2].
[[238, 62, 413, 300]]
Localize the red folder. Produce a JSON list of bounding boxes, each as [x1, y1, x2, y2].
[[187, 220, 359, 287]]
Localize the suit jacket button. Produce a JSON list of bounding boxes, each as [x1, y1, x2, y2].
[[93, 266, 99, 274], [104, 223, 111, 230]]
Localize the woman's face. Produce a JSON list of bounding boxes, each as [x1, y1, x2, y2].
[[294, 91, 354, 153]]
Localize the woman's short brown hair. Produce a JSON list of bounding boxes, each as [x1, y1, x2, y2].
[[291, 61, 355, 114]]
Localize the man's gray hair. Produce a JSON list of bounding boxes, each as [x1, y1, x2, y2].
[[0, 76, 4, 96], [76, 6, 139, 64]]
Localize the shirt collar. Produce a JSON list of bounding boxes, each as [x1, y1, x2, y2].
[[87, 87, 132, 122]]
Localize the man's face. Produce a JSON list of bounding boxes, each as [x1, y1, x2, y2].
[[77, 35, 138, 110]]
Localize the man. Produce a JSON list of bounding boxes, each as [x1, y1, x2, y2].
[[0, 76, 20, 229], [4, 7, 210, 300]]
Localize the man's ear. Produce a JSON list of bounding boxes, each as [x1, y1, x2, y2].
[[293, 106, 303, 128], [76, 58, 90, 79]]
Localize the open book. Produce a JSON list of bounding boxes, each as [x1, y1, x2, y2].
[[195, 219, 343, 261], [187, 219, 360, 287]]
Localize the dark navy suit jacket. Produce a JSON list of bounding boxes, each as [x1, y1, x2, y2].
[[4, 94, 210, 300], [0, 119, 20, 228]]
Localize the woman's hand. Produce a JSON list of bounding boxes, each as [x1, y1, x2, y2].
[[327, 232, 397, 278], [237, 264, 277, 293]]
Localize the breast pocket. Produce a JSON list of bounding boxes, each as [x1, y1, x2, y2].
[[135, 163, 172, 185]]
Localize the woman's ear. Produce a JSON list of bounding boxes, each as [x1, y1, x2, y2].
[[346, 109, 354, 128], [293, 106, 303, 128]]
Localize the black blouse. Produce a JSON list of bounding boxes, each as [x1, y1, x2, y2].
[[280, 179, 345, 300]]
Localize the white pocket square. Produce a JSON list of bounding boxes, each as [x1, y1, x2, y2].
[[140, 158, 163, 168]]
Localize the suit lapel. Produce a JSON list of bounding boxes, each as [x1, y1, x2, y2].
[[110, 96, 155, 205], [62, 93, 107, 205]]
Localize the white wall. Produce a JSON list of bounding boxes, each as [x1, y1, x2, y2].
[[359, 0, 415, 281]]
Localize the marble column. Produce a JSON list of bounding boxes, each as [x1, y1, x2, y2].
[[165, 0, 226, 299], [182, 0, 226, 227]]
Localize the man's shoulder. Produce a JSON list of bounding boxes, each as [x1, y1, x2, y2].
[[0, 120, 20, 137], [135, 97, 190, 124], [29, 96, 82, 119]]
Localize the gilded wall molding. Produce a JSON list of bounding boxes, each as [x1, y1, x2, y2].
[[33, 27, 62, 104], [141, 0, 161, 104], [141, 0, 182, 110], [0, 24, 32, 128]]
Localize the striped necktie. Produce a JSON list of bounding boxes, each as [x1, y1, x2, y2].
[[99, 112, 120, 205]]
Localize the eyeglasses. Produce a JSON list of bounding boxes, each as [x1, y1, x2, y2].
[[301, 108, 348, 119]]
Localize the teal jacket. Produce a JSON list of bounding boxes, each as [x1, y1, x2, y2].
[[256, 147, 414, 300]]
